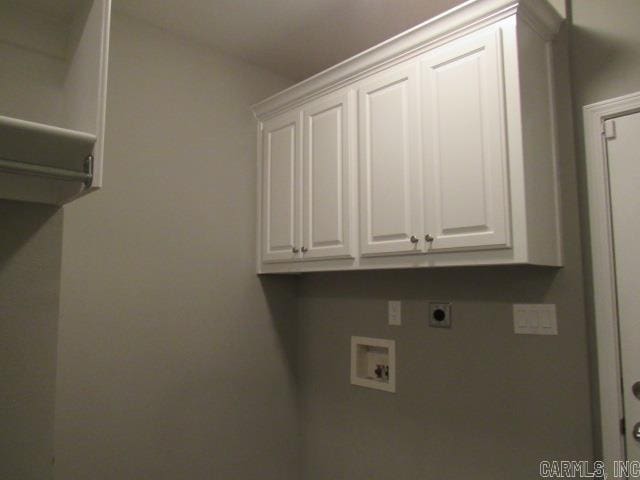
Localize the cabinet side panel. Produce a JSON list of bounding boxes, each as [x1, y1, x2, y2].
[[517, 20, 562, 266], [65, 0, 111, 188]]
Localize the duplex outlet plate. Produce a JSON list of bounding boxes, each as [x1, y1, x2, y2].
[[429, 302, 452, 328]]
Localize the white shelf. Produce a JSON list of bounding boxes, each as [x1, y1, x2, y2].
[[0, 0, 111, 205], [0, 115, 96, 172], [0, 115, 96, 205]]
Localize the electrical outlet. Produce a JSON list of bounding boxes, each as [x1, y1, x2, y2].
[[388, 300, 401, 326], [429, 302, 451, 328]]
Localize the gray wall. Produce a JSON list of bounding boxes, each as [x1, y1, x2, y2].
[[53, 13, 299, 480], [568, 0, 640, 459], [297, 2, 640, 479], [3, 2, 640, 479], [0, 201, 62, 480], [570, 0, 640, 108], [296, 10, 594, 480]]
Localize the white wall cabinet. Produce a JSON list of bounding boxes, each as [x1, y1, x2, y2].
[[0, 0, 111, 205], [358, 62, 423, 257], [261, 110, 301, 263], [420, 27, 510, 253], [302, 90, 355, 261], [260, 91, 356, 264], [254, 0, 563, 273]]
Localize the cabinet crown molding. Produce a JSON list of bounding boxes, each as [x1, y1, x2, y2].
[[252, 0, 562, 120]]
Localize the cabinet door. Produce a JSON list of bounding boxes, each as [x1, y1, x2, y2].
[[302, 90, 354, 260], [420, 28, 510, 252], [261, 110, 302, 263], [358, 62, 423, 256]]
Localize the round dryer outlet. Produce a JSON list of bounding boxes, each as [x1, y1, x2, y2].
[[429, 302, 452, 328]]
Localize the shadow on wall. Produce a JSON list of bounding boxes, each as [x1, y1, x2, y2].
[[259, 275, 300, 383], [570, 25, 640, 103], [0, 200, 61, 268], [0, 199, 64, 480], [297, 265, 561, 303]]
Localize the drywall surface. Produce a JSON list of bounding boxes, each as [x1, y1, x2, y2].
[[0, 2, 67, 127], [299, 270, 592, 479], [570, 0, 640, 108], [115, 0, 469, 81], [0, 201, 62, 480], [54, 13, 298, 480], [296, 23, 594, 480]]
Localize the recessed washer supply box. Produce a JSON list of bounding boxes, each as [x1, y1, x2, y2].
[[350, 336, 396, 393]]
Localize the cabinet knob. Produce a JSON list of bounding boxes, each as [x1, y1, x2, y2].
[[410, 235, 419, 244], [425, 234, 434, 243], [292, 247, 299, 253], [301, 246, 308, 253]]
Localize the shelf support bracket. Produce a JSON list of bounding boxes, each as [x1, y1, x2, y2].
[[83, 155, 94, 188], [0, 156, 94, 185]]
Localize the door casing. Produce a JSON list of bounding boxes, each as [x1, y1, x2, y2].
[[584, 91, 640, 466]]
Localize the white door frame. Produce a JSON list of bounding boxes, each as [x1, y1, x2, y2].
[[584, 91, 640, 465]]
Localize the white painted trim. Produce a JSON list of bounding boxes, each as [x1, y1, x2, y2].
[[90, 0, 112, 190], [584, 91, 640, 465], [70, 0, 112, 197], [256, 121, 264, 273]]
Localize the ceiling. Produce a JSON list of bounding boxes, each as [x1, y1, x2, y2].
[[21, 0, 87, 21], [113, 0, 468, 81]]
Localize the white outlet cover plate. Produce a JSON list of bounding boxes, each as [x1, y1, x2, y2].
[[513, 304, 558, 335]]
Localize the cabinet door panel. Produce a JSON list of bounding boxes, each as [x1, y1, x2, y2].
[[421, 28, 510, 251], [261, 110, 301, 262], [302, 91, 354, 259], [359, 62, 423, 256]]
